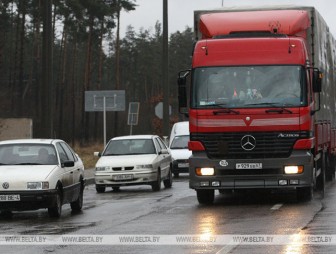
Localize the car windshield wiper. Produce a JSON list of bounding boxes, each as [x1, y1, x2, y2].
[[14, 163, 43, 165], [244, 102, 293, 114]]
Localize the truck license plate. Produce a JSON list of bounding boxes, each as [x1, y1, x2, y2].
[[178, 163, 189, 168], [0, 194, 20, 201], [236, 163, 262, 169], [113, 174, 133, 180]]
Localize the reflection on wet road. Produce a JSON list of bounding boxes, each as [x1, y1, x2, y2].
[[1, 175, 336, 254]]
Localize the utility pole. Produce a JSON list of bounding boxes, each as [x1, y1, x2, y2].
[[162, 0, 169, 136], [42, 0, 53, 138]]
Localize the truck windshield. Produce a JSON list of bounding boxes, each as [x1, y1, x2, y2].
[[191, 65, 307, 109]]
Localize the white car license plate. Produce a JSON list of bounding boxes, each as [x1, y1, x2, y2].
[[236, 163, 262, 169], [178, 163, 189, 168], [0, 194, 20, 202], [113, 174, 133, 180]]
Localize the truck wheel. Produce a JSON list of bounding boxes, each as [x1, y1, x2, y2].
[[196, 189, 214, 205], [296, 186, 313, 202], [316, 153, 326, 197], [326, 155, 335, 181], [173, 172, 179, 178]]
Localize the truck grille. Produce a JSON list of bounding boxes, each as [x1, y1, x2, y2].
[[191, 132, 305, 159]]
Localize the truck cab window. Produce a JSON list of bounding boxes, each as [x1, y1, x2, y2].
[[192, 65, 307, 108]]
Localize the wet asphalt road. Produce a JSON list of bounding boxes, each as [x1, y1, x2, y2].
[[1, 174, 336, 254]]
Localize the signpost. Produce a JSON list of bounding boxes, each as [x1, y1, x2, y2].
[[127, 102, 140, 135], [85, 90, 125, 146]]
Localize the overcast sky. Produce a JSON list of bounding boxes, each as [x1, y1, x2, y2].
[[120, 0, 336, 38]]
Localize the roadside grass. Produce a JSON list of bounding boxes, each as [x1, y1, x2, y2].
[[74, 143, 104, 169]]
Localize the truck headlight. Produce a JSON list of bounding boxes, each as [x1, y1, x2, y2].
[[27, 182, 49, 190], [284, 166, 303, 174], [196, 167, 215, 176]]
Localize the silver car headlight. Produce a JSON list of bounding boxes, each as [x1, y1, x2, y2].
[[96, 166, 111, 171], [27, 182, 49, 190], [135, 164, 153, 169]]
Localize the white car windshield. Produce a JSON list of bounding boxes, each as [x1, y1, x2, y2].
[[170, 136, 189, 149], [0, 144, 58, 165], [103, 139, 156, 156]]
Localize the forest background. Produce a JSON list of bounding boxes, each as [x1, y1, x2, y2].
[[0, 0, 192, 145]]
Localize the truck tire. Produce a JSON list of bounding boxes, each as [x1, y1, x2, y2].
[[196, 189, 214, 205], [316, 153, 326, 197], [326, 155, 335, 181], [296, 186, 313, 201]]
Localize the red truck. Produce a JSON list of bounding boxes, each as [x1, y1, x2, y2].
[[177, 6, 336, 204]]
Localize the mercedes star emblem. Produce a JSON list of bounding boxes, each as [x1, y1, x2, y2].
[[241, 135, 256, 151]]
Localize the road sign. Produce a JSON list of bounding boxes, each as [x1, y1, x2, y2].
[[85, 90, 125, 112], [155, 102, 171, 119], [128, 102, 140, 125], [85, 90, 125, 146]]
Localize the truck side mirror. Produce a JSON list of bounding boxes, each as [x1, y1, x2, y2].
[[313, 69, 322, 93], [177, 70, 190, 115]]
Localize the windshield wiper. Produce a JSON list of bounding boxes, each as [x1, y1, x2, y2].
[[213, 108, 240, 115], [245, 102, 293, 114], [14, 163, 42, 165]]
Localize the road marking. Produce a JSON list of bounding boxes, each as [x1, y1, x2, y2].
[[271, 203, 283, 210], [216, 244, 238, 254]]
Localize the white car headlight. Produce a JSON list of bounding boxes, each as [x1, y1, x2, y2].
[[96, 166, 111, 171], [135, 164, 153, 169], [27, 182, 49, 190]]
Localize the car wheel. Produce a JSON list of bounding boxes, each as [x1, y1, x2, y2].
[[112, 187, 120, 192], [196, 189, 215, 205], [163, 167, 173, 188], [151, 169, 161, 191], [70, 183, 84, 211], [48, 187, 62, 218], [96, 185, 106, 193]]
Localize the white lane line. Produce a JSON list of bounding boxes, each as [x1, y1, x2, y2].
[[271, 203, 283, 210], [216, 244, 238, 254]]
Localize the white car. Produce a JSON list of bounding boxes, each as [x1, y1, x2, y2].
[[169, 122, 192, 178], [0, 139, 85, 217], [94, 135, 173, 192]]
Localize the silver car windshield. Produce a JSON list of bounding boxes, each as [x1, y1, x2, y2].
[[103, 139, 156, 156], [192, 65, 307, 109], [0, 144, 58, 165]]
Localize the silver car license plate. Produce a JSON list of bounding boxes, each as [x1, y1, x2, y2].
[[113, 174, 133, 180], [236, 163, 262, 169], [0, 194, 20, 201]]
